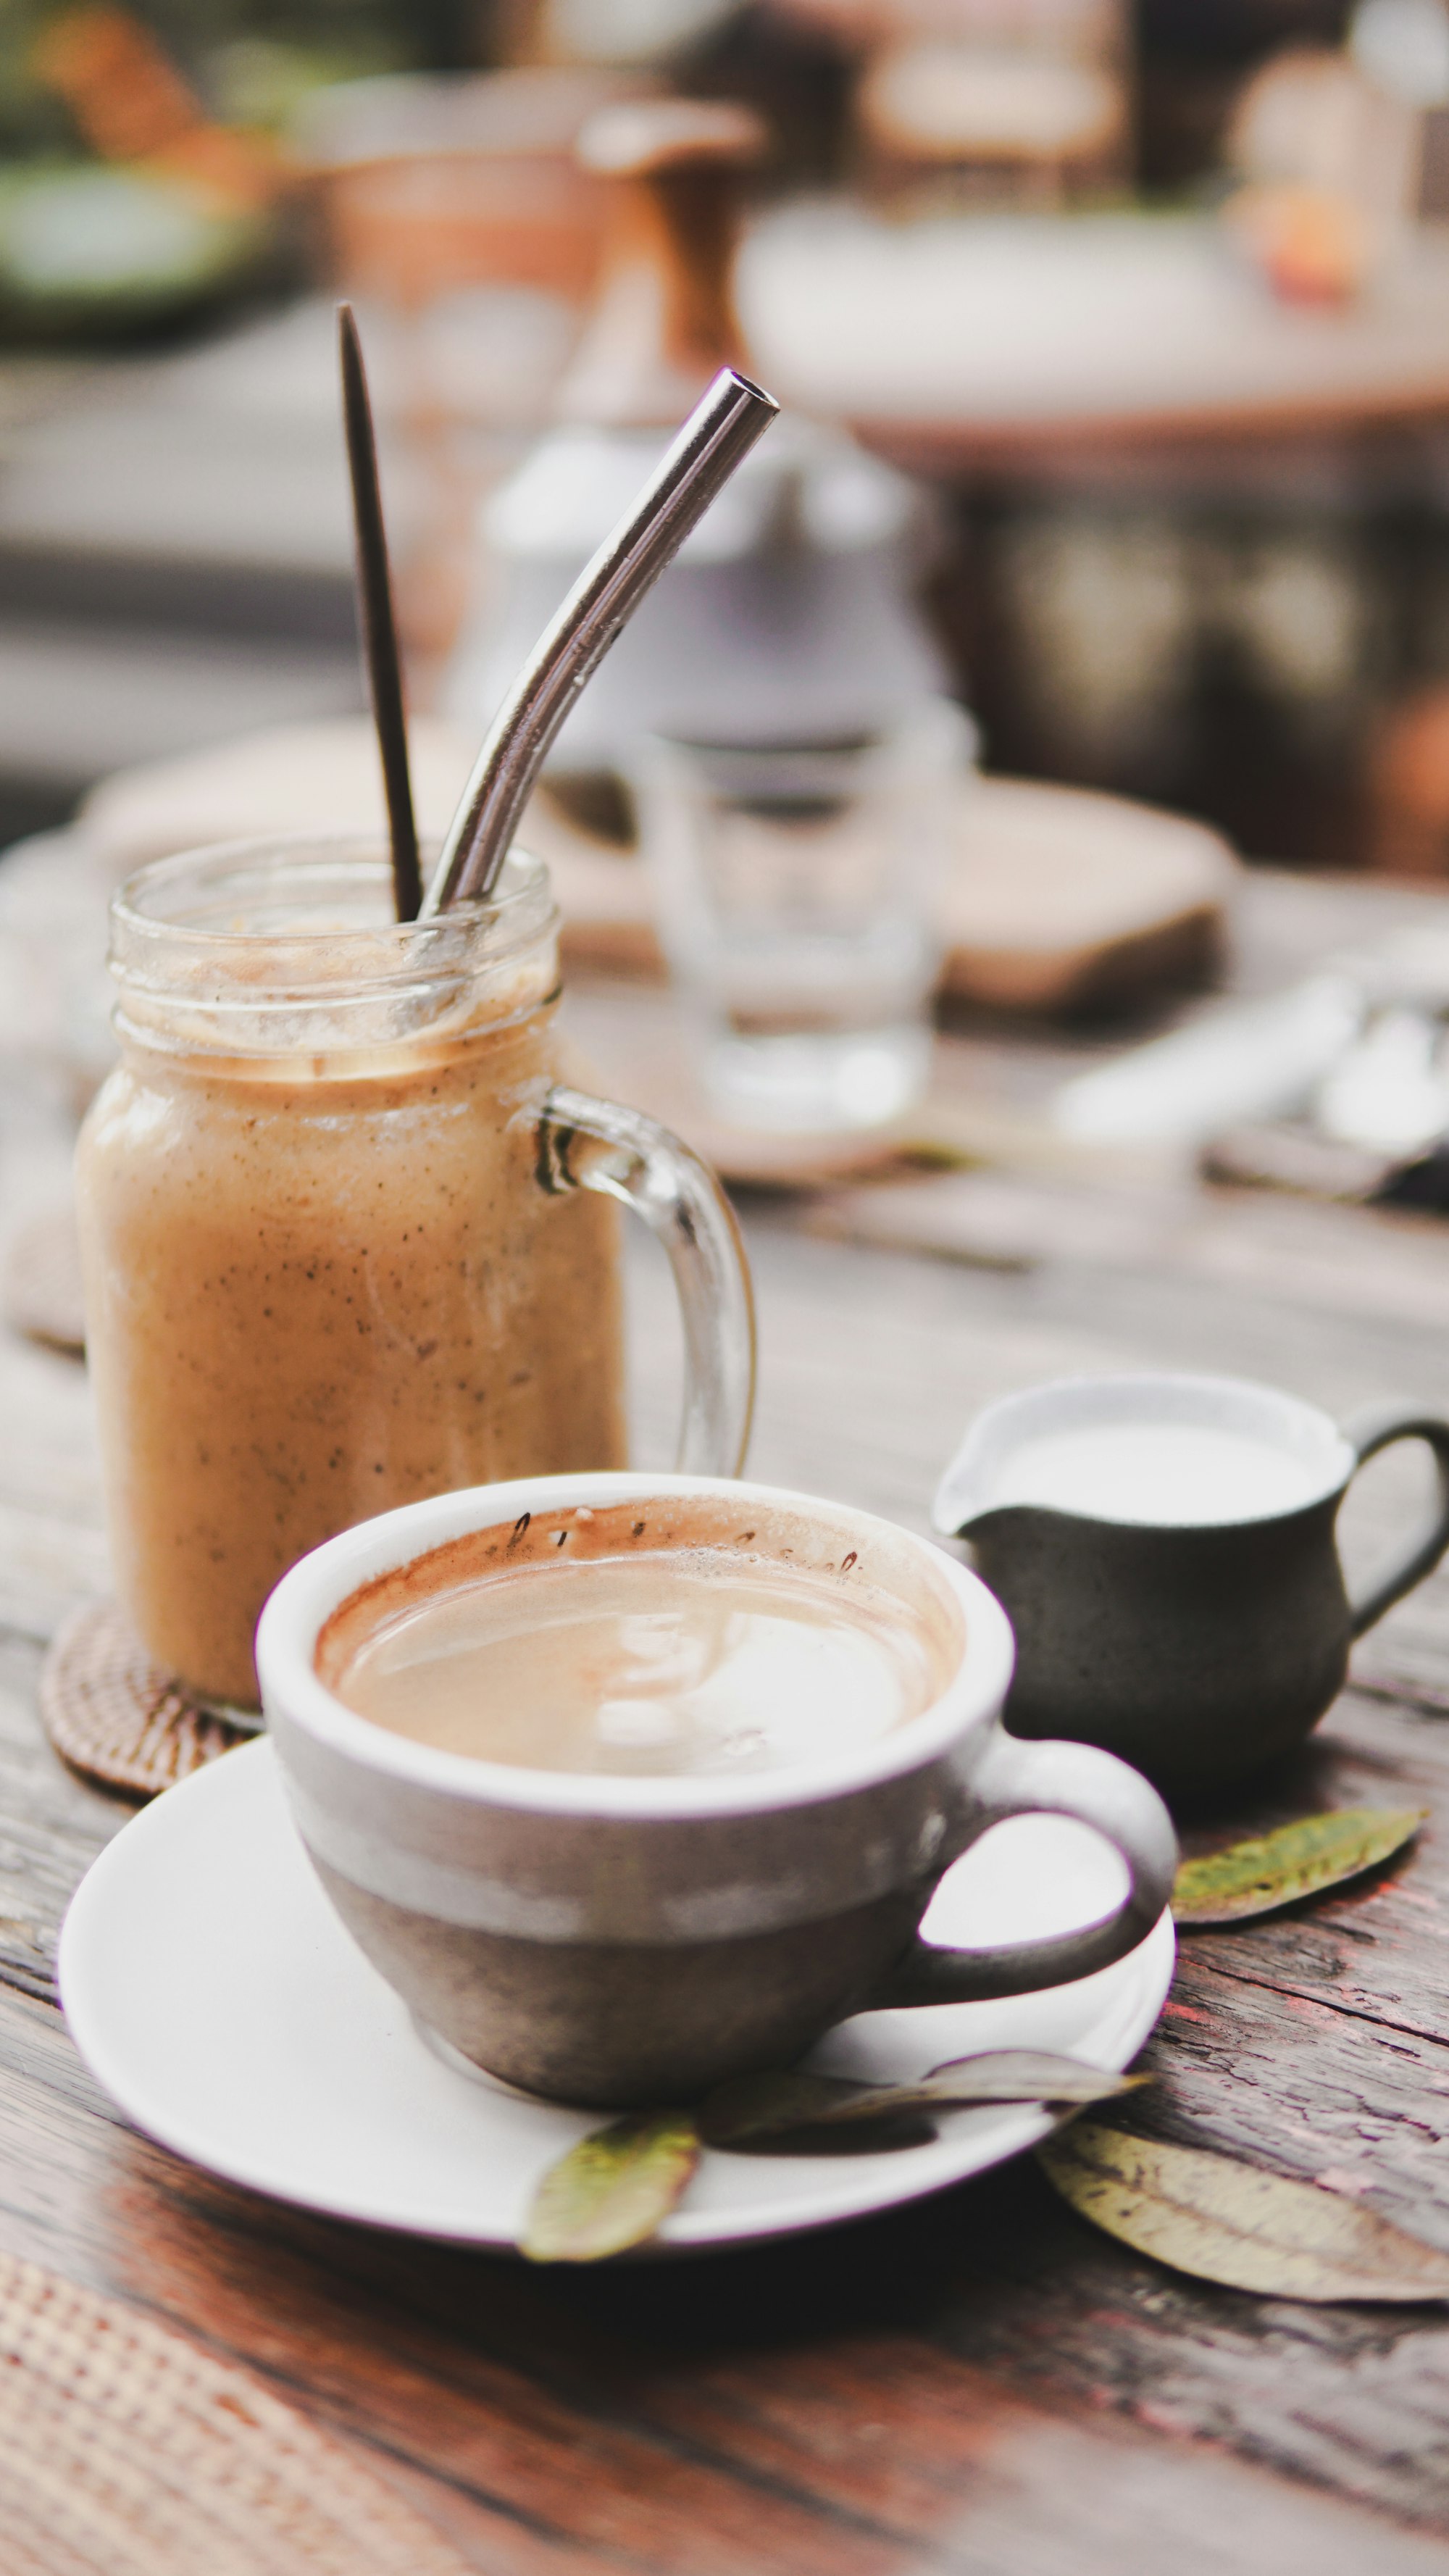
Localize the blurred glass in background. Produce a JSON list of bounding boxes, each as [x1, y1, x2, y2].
[[631, 700, 969, 1131]]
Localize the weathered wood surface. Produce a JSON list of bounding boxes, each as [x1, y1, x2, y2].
[[9, 872, 1449, 2564]]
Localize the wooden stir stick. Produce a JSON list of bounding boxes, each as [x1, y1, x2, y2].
[[338, 302, 422, 923]]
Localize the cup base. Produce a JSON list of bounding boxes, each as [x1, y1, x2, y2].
[[410, 2012, 567, 2106]]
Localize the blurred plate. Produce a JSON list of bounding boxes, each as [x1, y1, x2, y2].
[[82, 720, 1236, 1015]]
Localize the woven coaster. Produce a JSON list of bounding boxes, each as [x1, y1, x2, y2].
[[2, 1206, 85, 1354], [41, 1601, 254, 1800], [0, 2248, 472, 2576]]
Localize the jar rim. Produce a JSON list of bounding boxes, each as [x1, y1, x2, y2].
[[112, 835, 552, 975], [107, 837, 559, 1056]]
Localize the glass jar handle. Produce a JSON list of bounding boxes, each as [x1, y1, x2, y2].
[[534, 1085, 756, 1475]]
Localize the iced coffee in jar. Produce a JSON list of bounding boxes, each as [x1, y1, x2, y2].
[[75, 837, 754, 1713]]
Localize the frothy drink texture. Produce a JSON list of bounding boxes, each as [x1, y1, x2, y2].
[[77, 925, 625, 1709], [333, 1549, 937, 1776], [989, 1422, 1324, 1525]]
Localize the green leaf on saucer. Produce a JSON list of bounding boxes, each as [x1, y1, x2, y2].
[[522, 2112, 699, 2262], [1037, 2122, 1449, 2302], [1172, 1809, 1427, 1927], [699, 2051, 1148, 2148]]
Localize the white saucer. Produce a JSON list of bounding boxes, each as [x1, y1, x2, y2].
[[59, 1740, 1174, 2255]]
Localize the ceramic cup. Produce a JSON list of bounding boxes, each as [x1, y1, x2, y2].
[[257, 1471, 1177, 2107], [933, 1372, 1449, 1806]]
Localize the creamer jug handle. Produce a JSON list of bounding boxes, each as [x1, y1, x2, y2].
[[534, 1086, 756, 1476], [1340, 1402, 1449, 1637]]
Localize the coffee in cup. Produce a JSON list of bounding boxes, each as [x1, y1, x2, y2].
[[260, 1472, 1177, 2107], [322, 1508, 945, 1777]]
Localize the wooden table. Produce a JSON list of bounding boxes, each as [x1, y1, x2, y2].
[[738, 207, 1449, 470], [7, 862, 1449, 2569]]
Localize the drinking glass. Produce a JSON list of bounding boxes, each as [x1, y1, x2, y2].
[[631, 699, 971, 1134]]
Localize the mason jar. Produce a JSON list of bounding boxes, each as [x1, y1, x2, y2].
[[75, 836, 754, 1713]]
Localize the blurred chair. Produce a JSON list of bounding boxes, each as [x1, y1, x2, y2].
[[855, 0, 1129, 212], [1369, 685, 1449, 875], [1224, 14, 1449, 301], [291, 67, 661, 685], [558, 96, 764, 423], [293, 67, 650, 309]]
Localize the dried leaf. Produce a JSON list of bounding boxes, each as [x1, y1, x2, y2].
[[738, 2107, 944, 2159], [699, 2052, 1146, 2149], [697, 2071, 867, 2146], [914, 2052, 1151, 2111], [1037, 2122, 1449, 2303], [1173, 1809, 1426, 1927], [522, 2112, 699, 2262]]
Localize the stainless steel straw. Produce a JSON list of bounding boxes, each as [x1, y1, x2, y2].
[[422, 366, 779, 916]]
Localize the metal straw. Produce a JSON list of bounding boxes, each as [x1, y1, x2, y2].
[[423, 366, 779, 916], [338, 302, 422, 923]]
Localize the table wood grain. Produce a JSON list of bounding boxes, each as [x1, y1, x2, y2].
[[7, 873, 1449, 2565]]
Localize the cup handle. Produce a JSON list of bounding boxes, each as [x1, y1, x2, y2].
[[864, 1732, 1178, 2009], [534, 1085, 756, 1477], [1341, 1403, 1449, 1638]]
